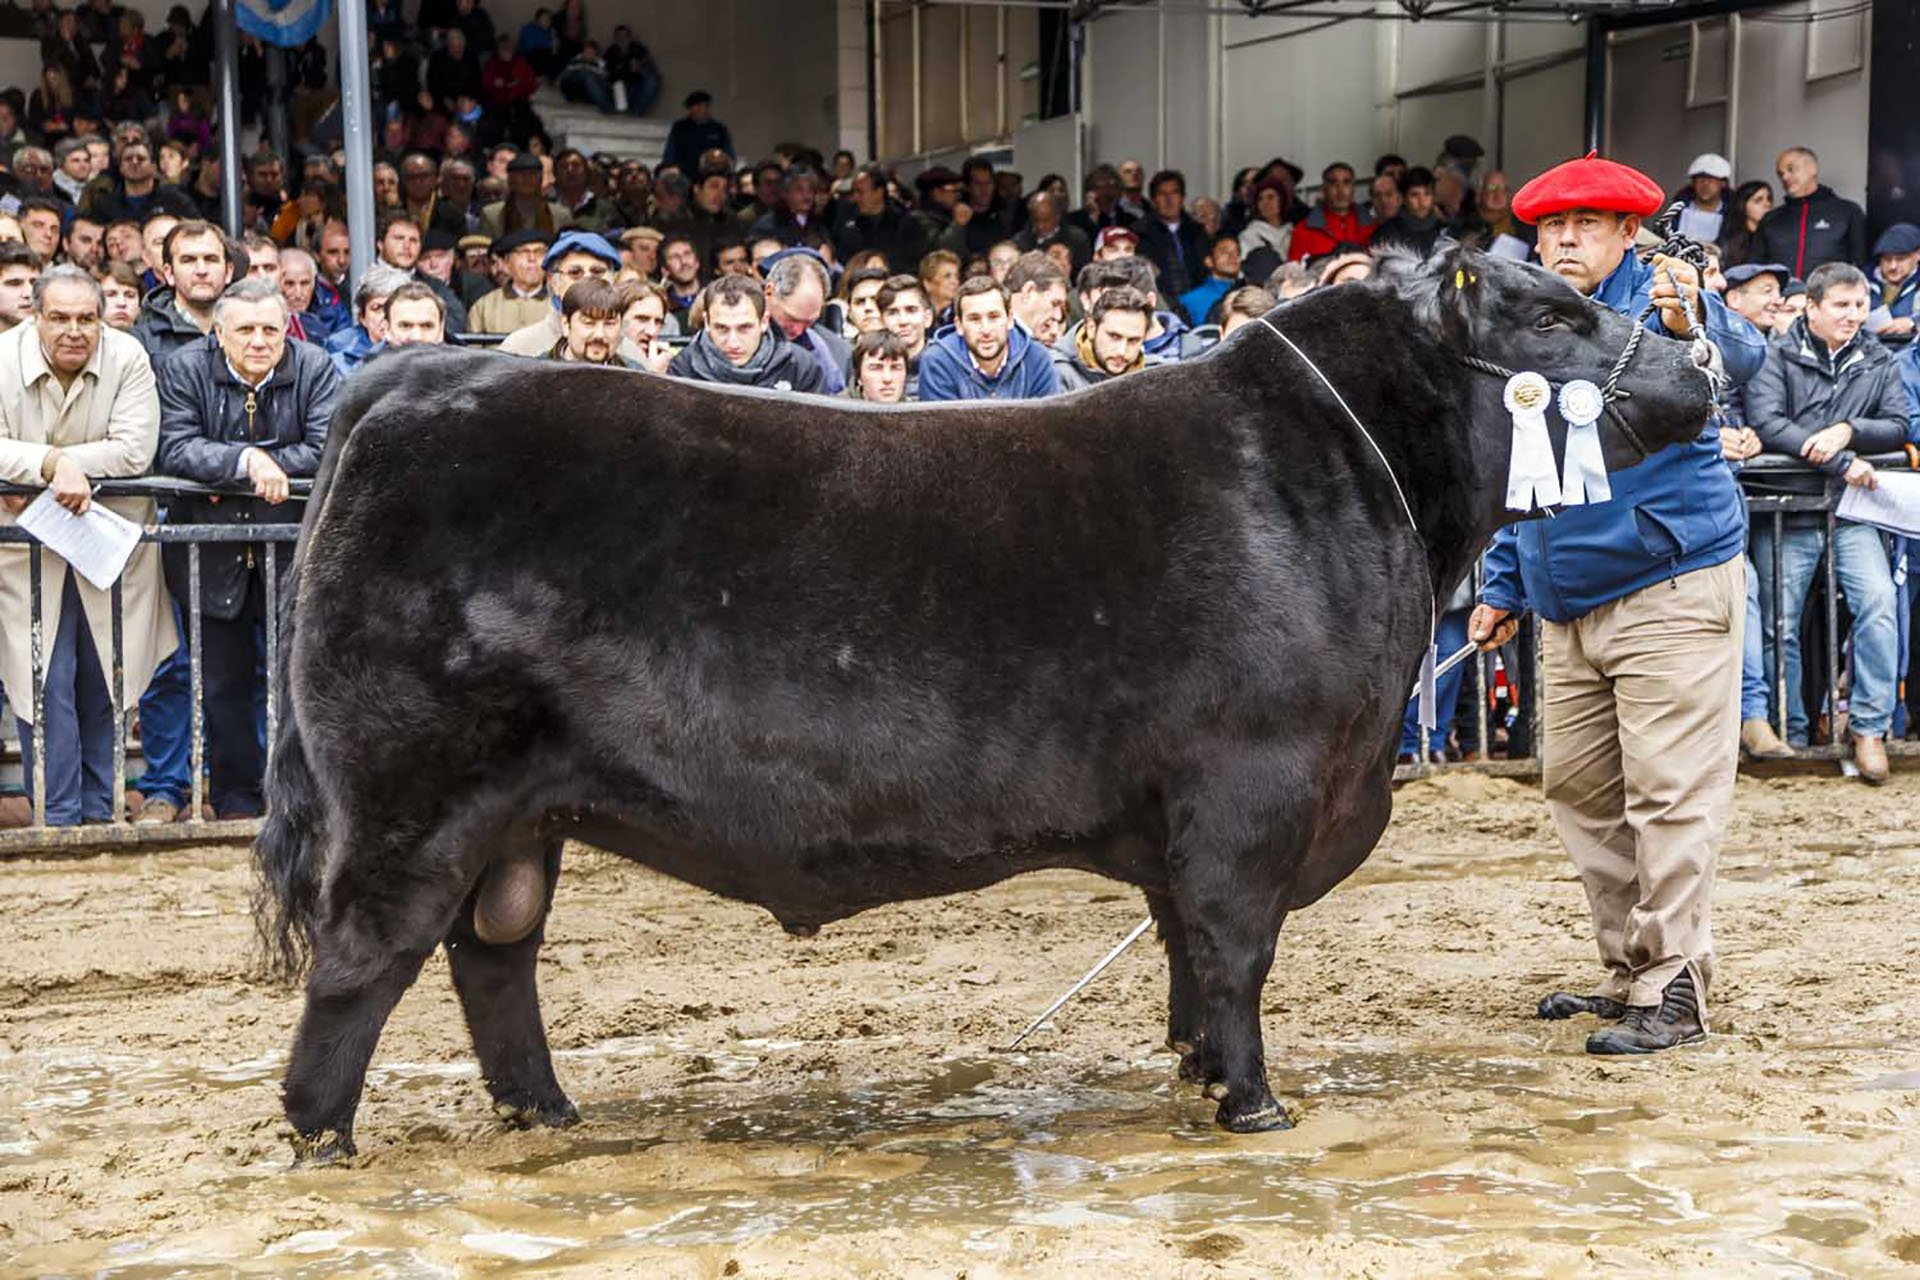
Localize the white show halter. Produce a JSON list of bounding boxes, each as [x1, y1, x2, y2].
[[1255, 314, 1441, 728]]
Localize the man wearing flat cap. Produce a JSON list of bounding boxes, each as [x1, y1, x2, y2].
[[1471, 152, 1769, 1056], [482, 152, 572, 239], [1866, 222, 1920, 342], [498, 230, 648, 364], [467, 229, 553, 334], [661, 90, 734, 180]]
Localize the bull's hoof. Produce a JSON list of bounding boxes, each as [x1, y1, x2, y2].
[[288, 1127, 357, 1166], [493, 1097, 581, 1130], [1174, 1042, 1222, 1087], [1216, 1101, 1294, 1134]]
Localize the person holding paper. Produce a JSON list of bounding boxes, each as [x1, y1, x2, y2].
[[0, 264, 176, 826], [1745, 261, 1912, 784], [155, 278, 336, 820]]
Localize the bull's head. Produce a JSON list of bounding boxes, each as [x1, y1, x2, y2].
[[1379, 244, 1715, 473]]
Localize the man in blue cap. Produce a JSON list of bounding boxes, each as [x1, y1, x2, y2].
[[499, 229, 646, 364], [1866, 222, 1920, 343]]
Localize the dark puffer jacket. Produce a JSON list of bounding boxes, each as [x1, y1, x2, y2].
[[1745, 319, 1912, 500], [154, 334, 339, 619], [130, 287, 212, 367]]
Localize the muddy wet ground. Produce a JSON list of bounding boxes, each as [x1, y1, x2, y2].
[[2, 771, 1917, 1277]]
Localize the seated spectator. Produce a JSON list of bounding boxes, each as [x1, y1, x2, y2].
[[1288, 162, 1375, 261], [1177, 231, 1242, 326], [604, 25, 660, 117], [51, 137, 91, 203], [750, 164, 827, 247], [762, 248, 848, 394], [558, 40, 614, 113], [99, 259, 142, 330], [659, 231, 704, 320], [481, 33, 540, 139], [1866, 223, 1919, 343], [1052, 284, 1153, 390], [1373, 167, 1446, 257], [839, 265, 890, 339], [1092, 224, 1139, 263], [132, 219, 233, 363], [376, 211, 470, 332], [1237, 178, 1293, 262], [1005, 251, 1069, 350], [324, 263, 411, 377], [102, 218, 141, 268], [551, 147, 610, 231], [1450, 169, 1533, 256], [1746, 262, 1911, 780], [467, 227, 555, 335], [1718, 180, 1773, 270], [17, 197, 64, 265], [61, 210, 104, 270], [876, 274, 931, 398], [1130, 169, 1209, 303], [500, 229, 647, 361], [832, 163, 922, 276], [275, 246, 333, 343], [1016, 190, 1091, 278], [619, 224, 662, 278], [918, 276, 1057, 402], [427, 28, 483, 109], [667, 273, 822, 392], [619, 279, 675, 373], [1777, 278, 1807, 335], [482, 152, 571, 239], [384, 281, 447, 350], [1318, 252, 1374, 287], [0, 265, 174, 826], [1079, 254, 1204, 363], [545, 277, 637, 367], [1218, 284, 1276, 338], [515, 6, 558, 78], [919, 248, 960, 322], [845, 328, 910, 402]]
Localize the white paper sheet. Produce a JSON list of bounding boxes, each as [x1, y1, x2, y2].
[[1489, 233, 1532, 262], [1836, 470, 1920, 539], [15, 488, 144, 591]]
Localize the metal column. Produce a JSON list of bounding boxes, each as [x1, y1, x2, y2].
[[337, 0, 378, 291], [1582, 17, 1606, 154], [212, 0, 244, 234], [265, 45, 290, 171]]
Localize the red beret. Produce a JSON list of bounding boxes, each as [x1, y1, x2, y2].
[[1511, 150, 1664, 225]]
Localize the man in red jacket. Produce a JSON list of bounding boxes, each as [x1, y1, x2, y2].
[[1287, 162, 1377, 262]]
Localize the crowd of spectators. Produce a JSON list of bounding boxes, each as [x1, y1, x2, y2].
[[0, 2, 1917, 823]]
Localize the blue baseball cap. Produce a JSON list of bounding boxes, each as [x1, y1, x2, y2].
[[542, 230, 623, 271]]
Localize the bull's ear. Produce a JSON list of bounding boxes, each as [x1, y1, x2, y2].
[[1431, 245, 1482, 345]]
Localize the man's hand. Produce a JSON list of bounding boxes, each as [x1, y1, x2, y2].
[[244, 447, 290, 504], [1719, 425, 1761, 462], [644, 339, 673, 375], [1648, 253, 1704, 337], [951, 201, 972, 227], [41, 449, 91, 514], [1882, 316, 1915, 337], [1468, 604, 1519, 652], [1844, 457, 1878, 489], [1802, 421, 1853, 465]]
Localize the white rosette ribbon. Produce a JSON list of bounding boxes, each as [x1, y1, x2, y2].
[[1557, 378, 1610, 506], [1503, 371, 1561, 512]]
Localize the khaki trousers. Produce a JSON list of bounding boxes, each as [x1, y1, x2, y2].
[[1541, 556, 1744, 1013]]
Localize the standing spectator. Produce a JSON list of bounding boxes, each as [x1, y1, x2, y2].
[[1756, 148, 1866, 279], [41, 8, 102, 91], [749, 164, 827, 246], [429, 159, 484, 237], [1177, 232, 1242, 326], [0, 243, 42, 334], [918, 276, 1056, 402], [1717, 180, 1774, 270], [1449, 170, 1533, 256], [1372, 167, 1445, 257], [546, 277, 634, 366], [155, 279, 337, 819], [845, 328, 910, 403], [0, 266, 175, 826], [1005, 252, 1069, 350], [832, 163, 923, 275], [1115, 159, 1148, 221], [132, 220, 232, 362], [16, 198, 63, 266], [515, 6, 558, 78], [548, 148, 608, 230], [1131, 170, 1209, 305], [61, 211, 104, 270], [1675, 153, 1733, 244], [762, 248, 848, 394], [1363, 172, 1401, 224], [467, 227, 554, 334], [877, 274, 931, 397], [323, 263, 410, 377], [383, 281, 448, 350], [51, 137, 91, 203], [619, 223, 662, 277], [276, 247, 333, 343], [1218, 284, 1277, 338], [375, 212, 470, 332], [482, 152, 569, 238], [498, 229, 645, 362], [661, 91, 733, 178], [659, 231, 703, 320], [1745, 262, 1909, 780], [1238, 177, 1294, 262], [428, 28, 483, 109], [1016, 189, 1091, 277], [907, 166, 964, 253], [661, 160, 736, 264], [1866, 223, 1920, 342], [603, 25, 660, 117], [667, 273, 822, 392], [99, 260, 142, 331], [84, 139, 190, 225], [1287, 162, 1375, 261], [1051, 285, 1153, 391]]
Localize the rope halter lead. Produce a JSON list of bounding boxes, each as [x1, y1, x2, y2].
[[1254, 314, 1443, 729]]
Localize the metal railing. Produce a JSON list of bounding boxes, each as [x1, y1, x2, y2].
[[1394, 452, 1920, 783], [0, 477, 308, 856]]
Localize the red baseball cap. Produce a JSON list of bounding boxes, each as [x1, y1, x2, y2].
[[1096, 225, 1140, 251], [1511, 150, 1664, 225]]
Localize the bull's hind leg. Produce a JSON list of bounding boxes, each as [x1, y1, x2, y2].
[[446, 833, 578, 1130], [1146, 890, 1214, 1086], [1167, 789, 1294, 1133]]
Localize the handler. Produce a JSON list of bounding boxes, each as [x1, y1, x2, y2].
[[1470, 153, 1768, 1054]]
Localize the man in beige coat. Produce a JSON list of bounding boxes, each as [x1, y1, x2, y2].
[[0, 266, 175, 825]]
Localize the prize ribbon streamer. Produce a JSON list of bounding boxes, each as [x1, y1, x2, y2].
[[1557, 379, 1611, 506], [1503, 372, 1561, 512]]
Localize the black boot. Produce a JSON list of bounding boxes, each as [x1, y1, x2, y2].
[[1538, 991, 1627, 1021], [1585, 967, 1706, 1055]]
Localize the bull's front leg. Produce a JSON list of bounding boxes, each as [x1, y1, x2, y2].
[[1145, 890, 1216, 1086]]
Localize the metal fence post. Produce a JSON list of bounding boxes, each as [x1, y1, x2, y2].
[[28, 543, 44, 828], [189, 543, 205, 824], [1825, 503, 1841, 744], [1772, 509, 1787, 742], [110, 577, 125, 824]]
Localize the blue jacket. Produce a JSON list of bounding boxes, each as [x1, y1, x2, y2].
[[325, 324, 383, 379], [1177, 277, 1232, 328], [918, 320, 1059, 402], [1480, 253, 1768, 623], [1898, 343, 1920, 444]]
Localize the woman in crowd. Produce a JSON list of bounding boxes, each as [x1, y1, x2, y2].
[[1718, 180, 1774, 269], [166, 88, 211, 153], [27, 63, 77, 145], [1238, 176, 1295, 263]]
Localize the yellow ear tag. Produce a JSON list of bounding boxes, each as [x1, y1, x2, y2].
[[1454, 269, 1465, 290]]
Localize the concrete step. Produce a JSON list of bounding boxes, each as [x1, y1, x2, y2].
[[531, 86, 673, 163]]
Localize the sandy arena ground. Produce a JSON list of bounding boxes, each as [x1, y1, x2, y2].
[[2, 770, 1917, 1277]]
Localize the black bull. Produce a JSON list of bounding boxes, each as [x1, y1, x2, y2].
[[256, 248, 1711, 1159]]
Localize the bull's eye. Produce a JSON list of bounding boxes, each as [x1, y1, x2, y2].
[[1534, 313, 1563, 332]]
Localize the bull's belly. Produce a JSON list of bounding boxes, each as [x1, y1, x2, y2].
[[567, 812, 1167, 933]]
